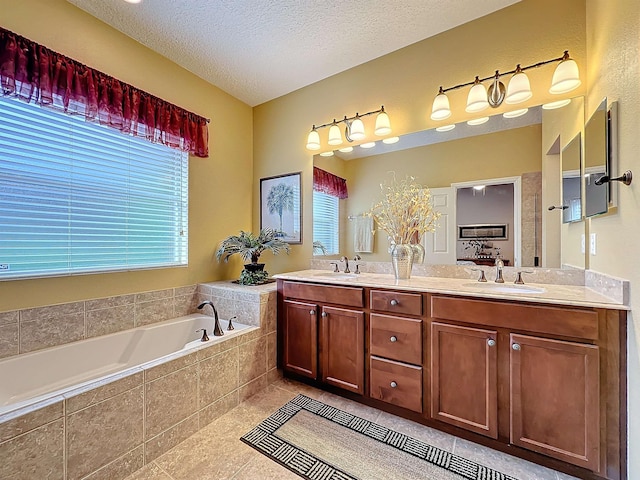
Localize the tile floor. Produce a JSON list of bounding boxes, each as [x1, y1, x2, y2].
[[124, 378, 580, 480]]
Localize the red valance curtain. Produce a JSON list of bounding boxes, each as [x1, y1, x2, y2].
[[0, 27, 209, 157], [313, 167, 348, 199]]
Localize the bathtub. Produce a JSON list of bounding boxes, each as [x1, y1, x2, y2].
[[0, 313, 255, 417]]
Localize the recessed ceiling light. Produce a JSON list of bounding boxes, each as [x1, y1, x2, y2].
[[124, 0, 143, 3], [319, 151, 334, 157], [382, 137, 400, 144], [435, 124, 455, 132], [503, 108, 529, 118], [360, 142, 376, 149], [338, 147, 353, 153], [467, 117, 489, 126], [542, 99, 571, 110]]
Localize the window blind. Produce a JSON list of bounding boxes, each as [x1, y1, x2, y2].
[[312, 190, 339, 255], [0, 96, 188, 280]]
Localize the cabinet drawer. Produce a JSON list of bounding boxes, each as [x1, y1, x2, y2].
[[283, 281, 364, 308], [370, 356, 422, 413], [370, 290, 422, 316], [370, 314, 422, 365], [430, 295, 599, 340]]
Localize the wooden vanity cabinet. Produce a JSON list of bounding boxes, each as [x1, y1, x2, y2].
[[279, 281, 365, 395]]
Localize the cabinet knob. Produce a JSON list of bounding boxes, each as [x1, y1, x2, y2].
[[390, 299, 399, 306], [321, 312, 328, 317], [487, 338, 496, 347], [309, 310, 316, 315], [390, 381, 398, 388], [390, 336, 397, 343], [512, 343, 521, 351]]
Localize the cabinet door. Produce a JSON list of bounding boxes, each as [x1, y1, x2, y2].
[[510, 334, 600, 471], [320, 306, 365, 394], [431, 322, 498, 438], [283, 300, 318, 379]]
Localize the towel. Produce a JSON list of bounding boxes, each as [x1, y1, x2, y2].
[[354, 216, 374, 253]]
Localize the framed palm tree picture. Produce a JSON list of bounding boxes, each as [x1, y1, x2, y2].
[[260, 172, 302, 244]]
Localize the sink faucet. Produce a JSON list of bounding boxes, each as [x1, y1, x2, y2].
[[197, 301, 224, 336], [340, 256, 350, 273], [494, 258, 505, 283]]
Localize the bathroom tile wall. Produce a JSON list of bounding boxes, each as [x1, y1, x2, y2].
[[0, 285, 199, 359], [0, 282, 278, 480]]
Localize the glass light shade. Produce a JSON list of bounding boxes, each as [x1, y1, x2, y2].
[[382, 136, 400, 144], [338, 146, 353, 153], [436, 124, 455, 132], [306, 129, 320, 150], [374, 111, 392, 136], [505, 71, 532, 104], [465, 81, 489, 113], [319, 151, 334, 157], [542, 99, 571, 110], [328, 124, 343, 146], [550, 58, 581, 94], [503, 108, 529, 118], [467, 116, 489, 126], [430, 92, 451, 120], [349, 118, 366, 141], [360, 142, 376, 149]]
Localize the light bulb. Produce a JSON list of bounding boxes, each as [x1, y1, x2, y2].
[[328, 124, 342, 146], [306, 128, 320, 151], [550, 52, 581, 94], [505, 66, 532, 104], [465, 77, 489, 113], [374, 110, 391, 136], [431, 87, 451, 121]]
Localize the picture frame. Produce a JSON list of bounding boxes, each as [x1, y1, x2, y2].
[[260, 172, 302, 244]]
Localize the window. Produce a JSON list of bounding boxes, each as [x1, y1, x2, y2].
[[313, 190, 339, 255], [0, 96, 189, 280]]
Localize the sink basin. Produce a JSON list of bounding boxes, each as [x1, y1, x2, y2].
[[461, 282, 545, 294], [312, 272, 359, 279]]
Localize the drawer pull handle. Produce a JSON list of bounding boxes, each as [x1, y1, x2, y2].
[[512, 343, 521, 351], [487, 338, 496, 347], [321, 312, 328, 317], [390, 299, 399, 306], [390, 381, 398, 388], [390, 336, 397, 343], [309, 310, 315, 315]]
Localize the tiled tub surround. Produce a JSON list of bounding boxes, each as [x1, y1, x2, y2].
[[0, 281, 278, 480]]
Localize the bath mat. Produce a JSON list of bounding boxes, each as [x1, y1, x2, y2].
[[241, 394, 517, 480]]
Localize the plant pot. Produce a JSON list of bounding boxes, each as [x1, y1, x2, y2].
[[243, 263, 265, 273]]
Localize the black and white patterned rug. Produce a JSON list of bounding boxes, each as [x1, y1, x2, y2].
[[241, 394, 517, 480]]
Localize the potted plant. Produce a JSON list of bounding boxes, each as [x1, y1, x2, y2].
[[215, 228, 290, 285]]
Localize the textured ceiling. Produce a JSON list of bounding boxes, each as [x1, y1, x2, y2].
[[67, 0, 520, 106]]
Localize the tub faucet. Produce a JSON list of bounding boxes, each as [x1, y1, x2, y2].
[[494, 258, 505, 283], [197, 301, 224, 336]]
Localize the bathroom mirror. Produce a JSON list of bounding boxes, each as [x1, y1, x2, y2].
[[584, 98, 608, 217], [561, 132, 582, 223], [312, 96, 584, 269]]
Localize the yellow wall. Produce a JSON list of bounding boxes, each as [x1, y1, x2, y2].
[[253, 0, 587, 274], [339, 125, 542, 261], [0, 0, 253, 310], [585, 0, 640, 473]]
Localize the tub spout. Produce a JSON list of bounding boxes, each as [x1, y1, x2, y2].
[[197, 301, 224, 336]]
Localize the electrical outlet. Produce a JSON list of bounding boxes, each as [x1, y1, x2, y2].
[[581, 234, 585, 254], [590, 233, 597, 255]]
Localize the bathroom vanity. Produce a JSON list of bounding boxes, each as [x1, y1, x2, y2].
[[275, 271, 627, 480]]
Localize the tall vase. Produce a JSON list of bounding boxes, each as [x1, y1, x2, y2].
[[411, 242, 425, 264], [391, 244, 414, 279]]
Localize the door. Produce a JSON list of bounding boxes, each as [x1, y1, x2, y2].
[[510, 334, 600, 471], [282, 300, 318, 379], [423, 187, 456, 264], [320, 306, 365, 394], [431, 322, 498, 438]]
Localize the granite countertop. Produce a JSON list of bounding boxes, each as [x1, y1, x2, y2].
[[273, 269, 629, 310]]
